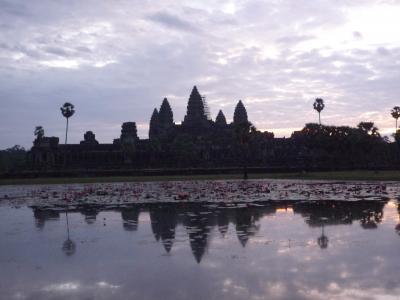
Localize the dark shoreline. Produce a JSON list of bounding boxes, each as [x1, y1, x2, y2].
[[1, 169, 400, 185]]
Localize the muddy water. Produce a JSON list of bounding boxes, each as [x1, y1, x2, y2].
[[1, 199, 400, 300]]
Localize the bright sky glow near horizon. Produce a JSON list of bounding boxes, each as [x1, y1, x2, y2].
[[1, 0, 400, 148]]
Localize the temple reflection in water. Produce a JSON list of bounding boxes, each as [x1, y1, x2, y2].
[[32, 200, 391, 263]]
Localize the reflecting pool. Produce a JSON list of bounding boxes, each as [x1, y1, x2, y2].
[[1, 183, 400, 299]]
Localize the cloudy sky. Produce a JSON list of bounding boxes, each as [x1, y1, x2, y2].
[[1, 0, 400, 148]]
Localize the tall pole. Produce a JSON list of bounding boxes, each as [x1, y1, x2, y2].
[[65, 117, 69, 144], [243, 147, 248, 180], [319, 112, 321, 126], [65, 211, 70, 239], [396, 118, 398, 133]]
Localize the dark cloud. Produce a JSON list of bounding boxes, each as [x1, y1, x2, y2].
[[353, 31, 363, 39], [44, 46, 71, 57], [0, 0, 31, 17], [148, 11, 200, 33], [276, 35, 315, 45], [377, 47, 390, 56], [75, 46, 92, 53]]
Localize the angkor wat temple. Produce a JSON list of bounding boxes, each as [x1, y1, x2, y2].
[[29, 86, 399, 171]]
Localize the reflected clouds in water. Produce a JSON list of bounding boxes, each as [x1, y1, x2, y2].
[[0, 199, 399, 300]]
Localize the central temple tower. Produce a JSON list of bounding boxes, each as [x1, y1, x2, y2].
[[182, 86, 208, 128]]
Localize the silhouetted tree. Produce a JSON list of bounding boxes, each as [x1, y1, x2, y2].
[[317, 225, 329, 249], [313, 98, 325, 125], [34, 126, 44, 140], [60, 102, 75, 144], [357, 122, 380, 137], [394, 129, 400, 146], [292, 122, 389, 169], [62, 210, 76, 256], [391, 106, 400, 132]]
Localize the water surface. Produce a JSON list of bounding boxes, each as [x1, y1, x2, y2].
[[1, 198, 400, 300]]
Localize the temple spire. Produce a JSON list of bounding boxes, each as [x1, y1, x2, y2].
[[149, 108, 159, 139], [215, 110, 227, 126], [184, 86, 207, 125], [233, 100, 248, 125], [159, 98, 173, 126]]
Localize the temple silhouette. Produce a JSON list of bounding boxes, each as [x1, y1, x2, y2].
[[28, 86, 398, 171], [32, 200, 389, 262]]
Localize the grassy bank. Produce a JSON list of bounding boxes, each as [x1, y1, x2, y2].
[[1, 170, 400, 185]]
